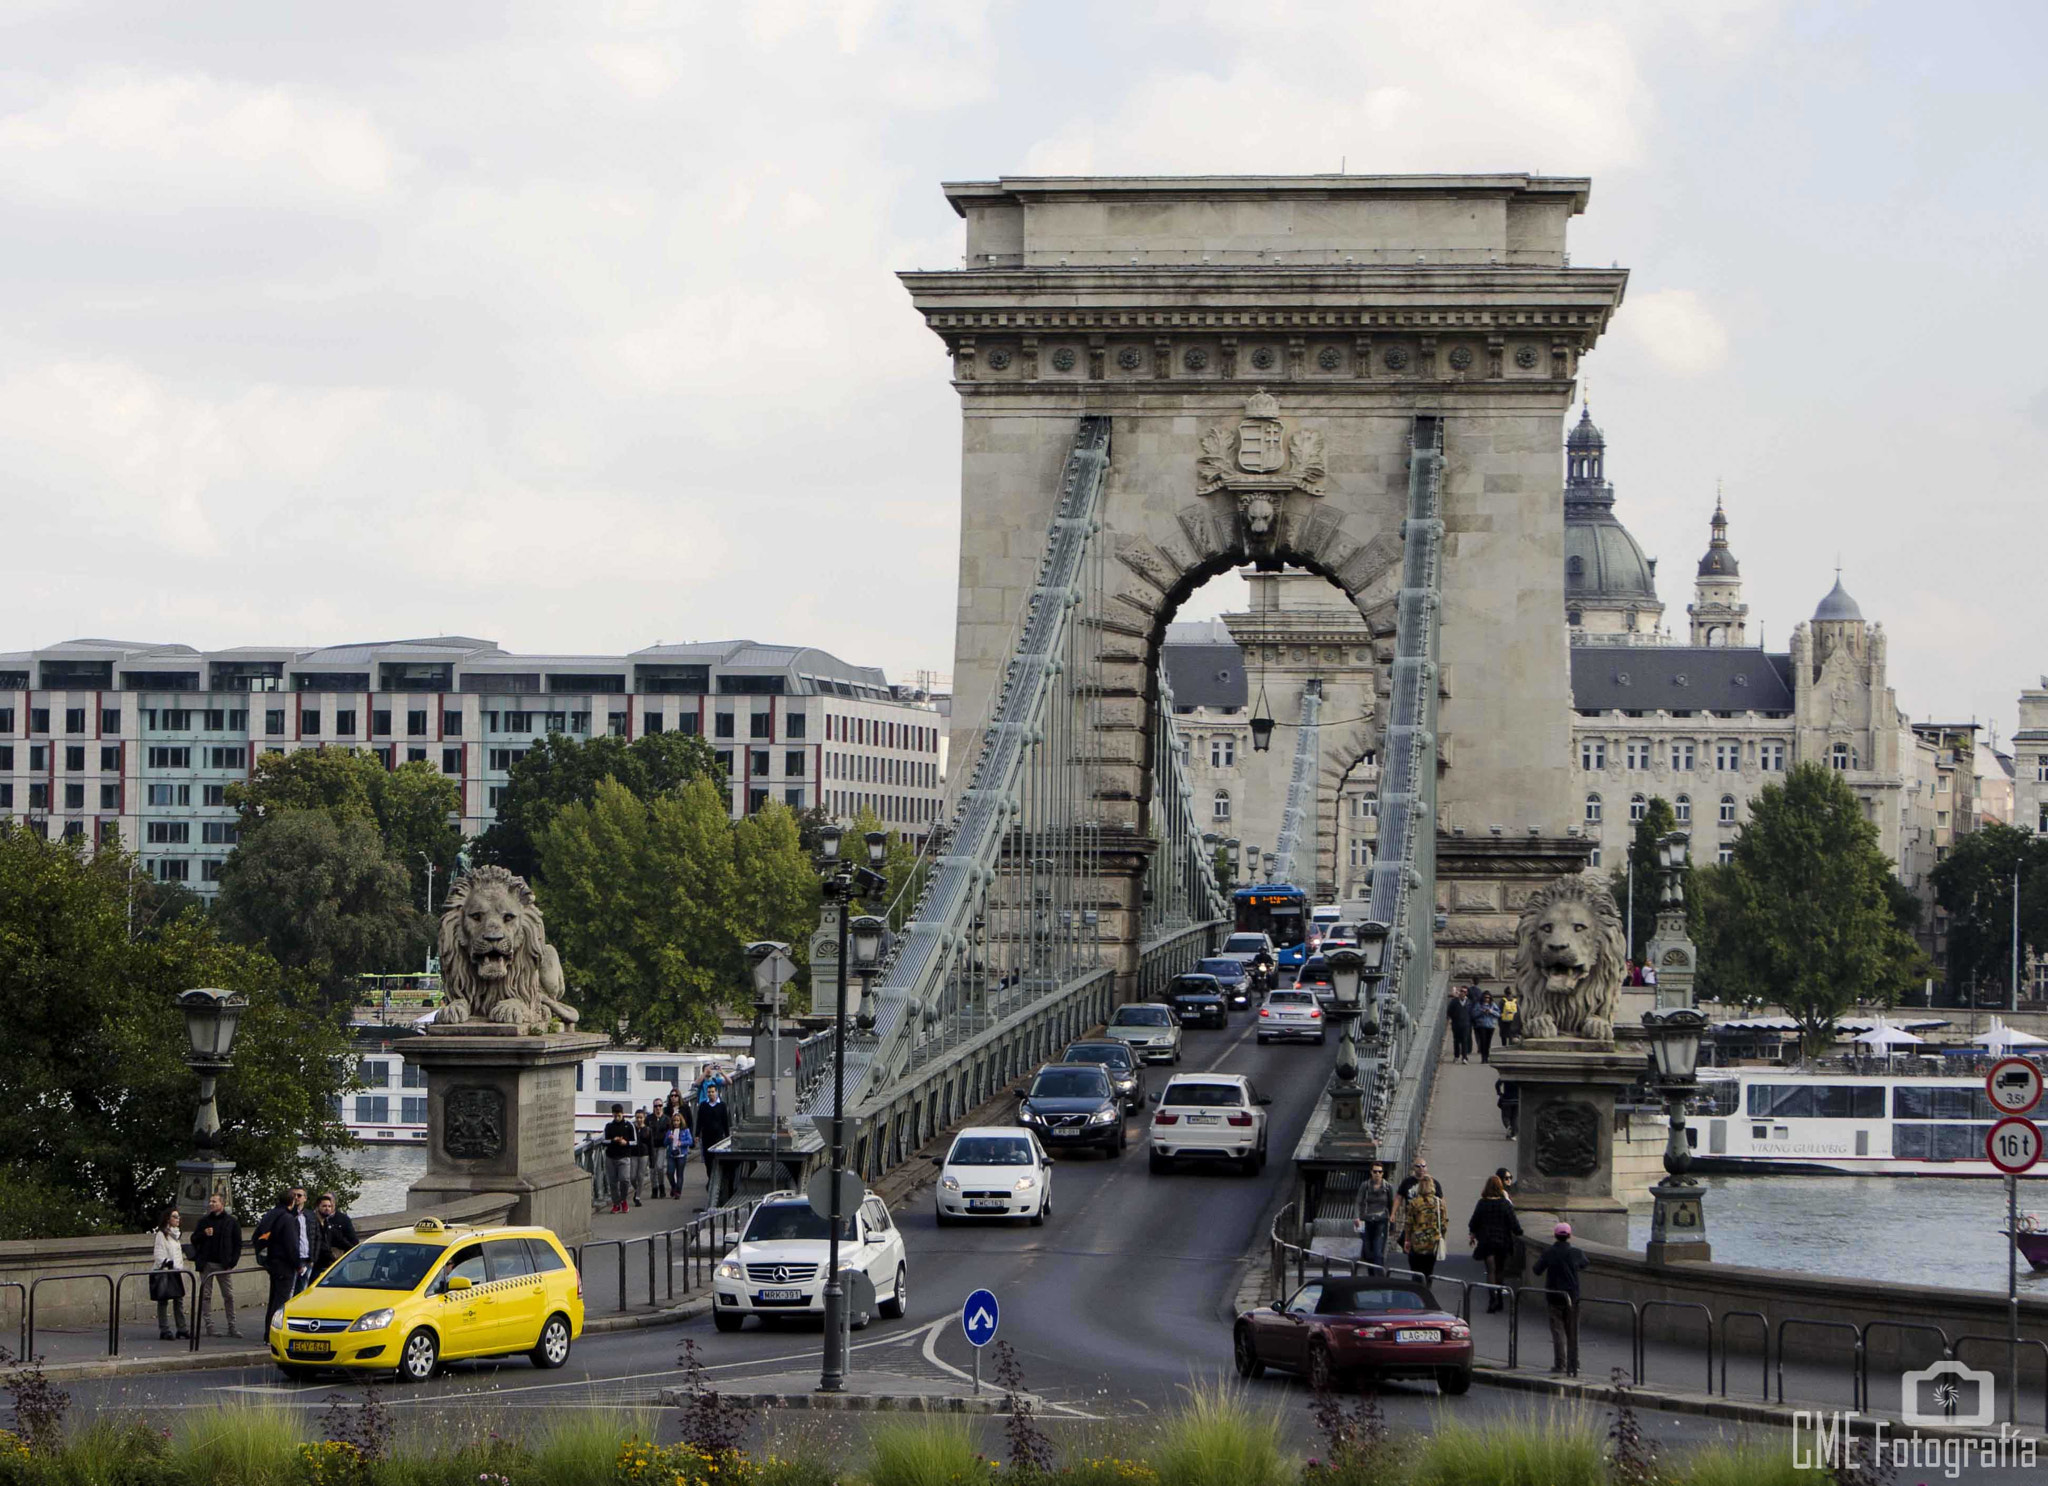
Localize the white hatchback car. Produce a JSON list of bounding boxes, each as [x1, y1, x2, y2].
[[1148, 1073, 1272, 1174], [1256, 987, 1326, 1044], [712, 1191, 908, 1332], [932, 1126, 1053, 1225]]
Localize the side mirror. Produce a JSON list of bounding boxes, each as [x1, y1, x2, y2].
[[865, 1231, 885, 1244], [1269, 1300, 1285, 1313], [447, 1275, 472, 1292], [1149, 1092, 1162, 1106]]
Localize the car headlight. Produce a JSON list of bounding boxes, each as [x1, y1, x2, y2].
[[347, 1308, 395, 1333], [941, 1175, 960, 1191], [269, 1310, 285, 1332], [1014, 1175, 1038, 1191], [1018, 1108, 1044, 1124], [1089, 1107, 1118, 1124], [715, 1260, 743, 1281]]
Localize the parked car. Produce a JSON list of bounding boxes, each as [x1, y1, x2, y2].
[[1233, 1276, 1472, 1394], [1061, 1039, 1144, 1112], [1104, 1002, 1183, 1065], [1296, 955, 1335, 1006], [1196, 956, 1253, 1008], [1016, 1064, 1127, 1156], [932, 1127, 1052, 1225], [271, 1217, 583, 1381], [711, 1191, 907, 1332], [1148, 1073, 1271, 1174], [1256, 988, 1325, 1045], [1165, 974, 1229, 1030]]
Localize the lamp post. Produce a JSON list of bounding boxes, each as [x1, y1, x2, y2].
[[175, 987, 248, 1231], [1641, 1006, 1712, 1262], [1317, 924, 1387, 1152], [817, 827, 887, 1394]]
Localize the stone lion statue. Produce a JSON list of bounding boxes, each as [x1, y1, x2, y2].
[[436, 865, 578, 1030], [1513, 874, 1625, 1043]]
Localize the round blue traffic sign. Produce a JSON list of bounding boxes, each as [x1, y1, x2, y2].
[[961, 1288, 999, 1348]]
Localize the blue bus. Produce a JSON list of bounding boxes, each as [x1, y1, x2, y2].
[[1232, 885, 1311, 968]]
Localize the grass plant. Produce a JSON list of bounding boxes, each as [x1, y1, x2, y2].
[[862, 1415, 989, 1486], [171, 1399, 307, 1486], [528, 1407, 655, 1486], [1671, 1436, 1811, 1486], [1408, 1404, 1606, 1486], [1147, 1379, 1286, 1486]]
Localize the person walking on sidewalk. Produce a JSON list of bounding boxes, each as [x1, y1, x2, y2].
[[603, 1104, 636, 1214], [1533, 1221, 1590, 1377], [629, 1109, 652, 1207], [1353, 1162, 1394, 1273], [189, 1191, 243, 1338], [1498, 989, 1519, 1047], [1466, 1175, 1523, 1310], [1470, 992, 1500, 1064], [149, 1206, 190, 1340], [646, 1104, 670, 1200], [312, 1194, 359, 1277], [1396, 1163, 1448, 1282], [255, 1187, 314, 1328], [1445, 987, 1473, 1063], [696, 1085, 731, 1185], [665, 1115, 695, 1198]]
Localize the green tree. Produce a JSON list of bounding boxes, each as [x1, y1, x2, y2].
[[227, 749, 459, 905], [1611, 796, 1679, 964], [534, 777, 739, 1046], [0, 827, 354, 1238], [847, 807, 926, 930], [732, 802, 824, 1001], [1212, 843, 1237, 896], [1931, 822, 2048, 1004], [213, 811, 428, 1008], [1692, 763, 1927, 1053], [476, 731, 724, 880]]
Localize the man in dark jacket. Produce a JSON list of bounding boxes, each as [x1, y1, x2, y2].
[[1445, 987, 1473, 1063], [695, 1085, 731, 1181], [254, 1187, 315, 1327], [313, 1193, 359, 1276], [603, 1104, 636, 1214], [1532, 1221, 1590, 1376], [189, 1191, 244, 1338]]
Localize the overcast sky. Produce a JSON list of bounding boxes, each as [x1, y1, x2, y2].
[[2, 2, 2040, 741]]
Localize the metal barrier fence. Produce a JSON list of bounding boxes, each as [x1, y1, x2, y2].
[[572, 1197, 758, 1316], [0, 1280, 23, 1359], [25, 1272, 113, 1359], [1777, 1318, 1863, 1408], [1856, 1320, 1952, 1419], [1639, 1301, 1714, 1395], [1952, 1334, 2048, 1429], [1720, 1310, 1770, 1401]]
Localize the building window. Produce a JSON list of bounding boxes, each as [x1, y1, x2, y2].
[[407, 747, 426, 763], [29, 745, 46, 771], [2036, 756, 2048, 783], [1625, 740, 1650, 771], [63, 783, 83, 810], [401, 1097, 428, 1124], [146, 746, 191, 769], [488, 786, 507, 809], [1629, 794, 1647, 822], [1212, 790, 1232, 823], [28, 782, 48, 810], [598, 1064, 629, 1093], [265, 709, 285, 736], [1719, 794, 1737, 825], [99, 783, 117, 809], [146, 822, 191, 844], [1210, 737, 1236, 768], [716, 750, 733, 776], [750, 750, 769, 777], [785, 788, 804, 808], [201, 859, 223, 882], [359, 1059, 391, 1088], [1718, 843, 1735, 865], [64, 708, 85, 734], [1357, 798, 1378, 818], [335, 710, 357, 736], [303, 711, 321, 736], [1580, 739, 1607, 771], [407, 710, 428, 737], [202, 784, 226, 806], [1760, 741, 1786, 772], [205, 747, 246, 769], [645, 714, 665, 734], [201, 822, 239, 845], [714, 713, 734, 739], [1714, 741, 1740, 771], [354, 1096, 390, 1125], [101, 708, 120, 733], [0, 784, 12, 807], [29, 709, 49, 734], [607, 711, 628, 737], [1830, 743, 1850, 771], [1674, 795, 1691, 824], [443, 711, 463, 736], [64, 745, 84, 771], [786, 713, 806, 740], [487, 748, 525, 771], [443, 748, 461, 774], [1585, 793, 1603, 824], [99, 745, 120, 770], [750, 712, 772, 739], [748, 787, 768, 814], [1588, 846, 1602, 868], [1567, 609, 1583, 627], [156, 858, 189, 882]]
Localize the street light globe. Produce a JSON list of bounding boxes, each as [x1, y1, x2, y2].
[[864, 831, 889, 868], [1642, 1006, 1709, 1082], [850, 915, 888, 969], [178, 987, 248, 1062], [817, 824, 844, 863], [1322, 947, 1364, 1011]]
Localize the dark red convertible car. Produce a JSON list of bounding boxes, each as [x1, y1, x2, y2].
[[1234, 1276, 1473, 1393]]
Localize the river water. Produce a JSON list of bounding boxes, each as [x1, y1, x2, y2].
[[348, 1144, 429, 1217]]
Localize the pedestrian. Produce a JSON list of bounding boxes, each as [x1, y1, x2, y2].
[[1497, 1078, 1519, 1139], [646, 1105, 670, 1200], [696, 1084, 731, 1181], [189, 1191, 243, 1339], [149, 1206, 190, 1340], [1353, 1161, 1394, 1273], [1445, 987, 1473, 1063], [254, 1186, 316, 1327], [312, 1194, 359, 1276], [1533, 1221, 1590, 1377], [1398, 1165, 1448, 1283], [666, 1117, 695, 1198], [1466, 1175, 1523, 1310], [1499, 989, 1519, 1047], [1471, 991, 1500, 1064], [629, 1109, 652, 1206], [603, 1103, 636, 1214]]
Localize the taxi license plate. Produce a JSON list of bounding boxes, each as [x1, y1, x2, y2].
[[287, 1340, 333, 1357], [757, 1289, 804, 1303], [1395, 1329, 1442, 1344], [968, 1200, 1007, 1212]]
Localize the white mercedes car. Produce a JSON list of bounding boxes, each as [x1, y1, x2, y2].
[[1148, 1073, 1272, 1174], [932, 1126, 1053, 1225], [712, 1191, 908, 1332]]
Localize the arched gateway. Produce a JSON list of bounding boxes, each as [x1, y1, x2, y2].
[[904, 175, 1628, 991]]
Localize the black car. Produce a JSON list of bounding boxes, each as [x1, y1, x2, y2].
[[1017, 1064, 1126, 1156], [1166, 974, 1230, 1030], [1061, 1040, 1144, 1113], [1197, 957, 1253, 1009]]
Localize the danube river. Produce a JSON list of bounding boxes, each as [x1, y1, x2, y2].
[[1627, 1173, 2048, 1292]]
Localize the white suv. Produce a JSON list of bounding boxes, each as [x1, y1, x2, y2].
[[712, 1192, 907, 1332], [1148, 1073, 1272, 1174]]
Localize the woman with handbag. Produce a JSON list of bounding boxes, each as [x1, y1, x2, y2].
[[149, 1206, 189, 1340], [1466, 1174, 1523, 1310], [1399, 1168, 1449, 1283]]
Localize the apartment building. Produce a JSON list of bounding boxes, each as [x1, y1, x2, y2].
[[0, 637, 943, 893]]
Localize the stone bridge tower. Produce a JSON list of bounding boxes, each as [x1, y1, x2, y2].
[[903, 176, 1625, 986]]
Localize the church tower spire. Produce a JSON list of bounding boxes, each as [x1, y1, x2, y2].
[[1688, 492, 1748, 646]]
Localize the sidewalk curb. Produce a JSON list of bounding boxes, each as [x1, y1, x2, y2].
[[659, 1385, 1029, 1413]]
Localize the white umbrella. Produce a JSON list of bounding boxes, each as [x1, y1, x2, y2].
[[1854, 1021, 1923, 1048], [1973, 1017, 2048, 1051]]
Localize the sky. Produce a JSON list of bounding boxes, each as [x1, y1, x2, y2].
[[1, 1, 2041, 741]]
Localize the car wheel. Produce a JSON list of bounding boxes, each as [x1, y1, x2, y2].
[[1233, 1325, 1265, 1379], [397, 1327, 438, 1384], [935, 1208, 954, 1227], [1440, 1366, 1473, 1396], [1315, 1032, 1327, 1046], [1239, 1150, 1260, 1176], [880, 1264, 908, 1319], [1307, 1342, 1336, 1393], [713, 1310, 744, 1333], [1257, 1035, 1271, 1046], [1029, 1200, 1046, 1227], [530, 1313, 572, 1369], [1149, 1150, 1168, 1174]]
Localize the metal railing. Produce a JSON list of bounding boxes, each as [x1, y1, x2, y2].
[[0, 1281, 22, 1360], [26, 1273, 114, 1359], [1855, 1320, 1952, 1419], [1720, 1309, 1770, 1401], [572, 1197, 759, 1316], [1952, 1334, 2048, 1429], [1638, 1300, 1714, 1395], [1777, 1318, 1864, 1408]]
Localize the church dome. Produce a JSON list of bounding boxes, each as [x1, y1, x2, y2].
[[1565, 516, 1660, 602], [1815, 576, 1863, 622], [1566, 407, 1604, 450], [1696, 498, 1739, 577]]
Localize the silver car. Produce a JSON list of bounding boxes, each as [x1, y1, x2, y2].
[[1256, 988, 1326, 1045], [1104, 1002, 1183, 1065]]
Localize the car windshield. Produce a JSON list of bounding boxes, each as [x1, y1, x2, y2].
[[1299, 961, 1331, 982], [317, 1242, 443, 1293], [1170, 978, 1219, 996], [1268, 992, 1314, 1007], [949, 1135, 1035, 1166], [1063, 1044, 1134, 1071], [1030, 1069, 1111, 1099], [1163, 1082, 1244, 1107], [743, 1204, 853, 1243], [1112, 1007, 1171, 1027], [1223, 936, 1267, 954], [1196, 959, 1244, 979], [1316, 1283, 1438, 1315]]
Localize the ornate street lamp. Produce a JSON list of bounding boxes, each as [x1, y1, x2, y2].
[[176, 988, 248, 1231], [1641, 1006, 1712, 1263], [1249, 684, 1275, 754]]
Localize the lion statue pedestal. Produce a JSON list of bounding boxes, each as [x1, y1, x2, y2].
[[1490, 874, 1639, 1248], [402, 867, 607, 1245]]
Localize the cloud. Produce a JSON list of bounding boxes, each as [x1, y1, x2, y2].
[[1612, 289, 1730, 377]]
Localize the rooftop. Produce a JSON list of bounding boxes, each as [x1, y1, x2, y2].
[[1570, 647, 1795, 715]]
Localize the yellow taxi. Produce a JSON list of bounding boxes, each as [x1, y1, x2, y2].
[[270, 1217, 583, 1381]]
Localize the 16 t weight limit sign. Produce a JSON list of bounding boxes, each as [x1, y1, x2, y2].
[[1987, 1117, 2043, 1175]]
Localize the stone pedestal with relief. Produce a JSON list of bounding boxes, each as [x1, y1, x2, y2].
[[1493, 1039, 1643, 1247]]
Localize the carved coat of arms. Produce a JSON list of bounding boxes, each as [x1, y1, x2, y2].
[[1196, 389, 1326, 552], [444, 1085, 507, 1161]]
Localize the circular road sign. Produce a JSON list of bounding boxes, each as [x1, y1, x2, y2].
[[1987, 1117, 2044, 1175], [961, 1288, 1000, 1348], [1987, 1057, 2044, 1117], [806, 1168, 867, 1221]]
